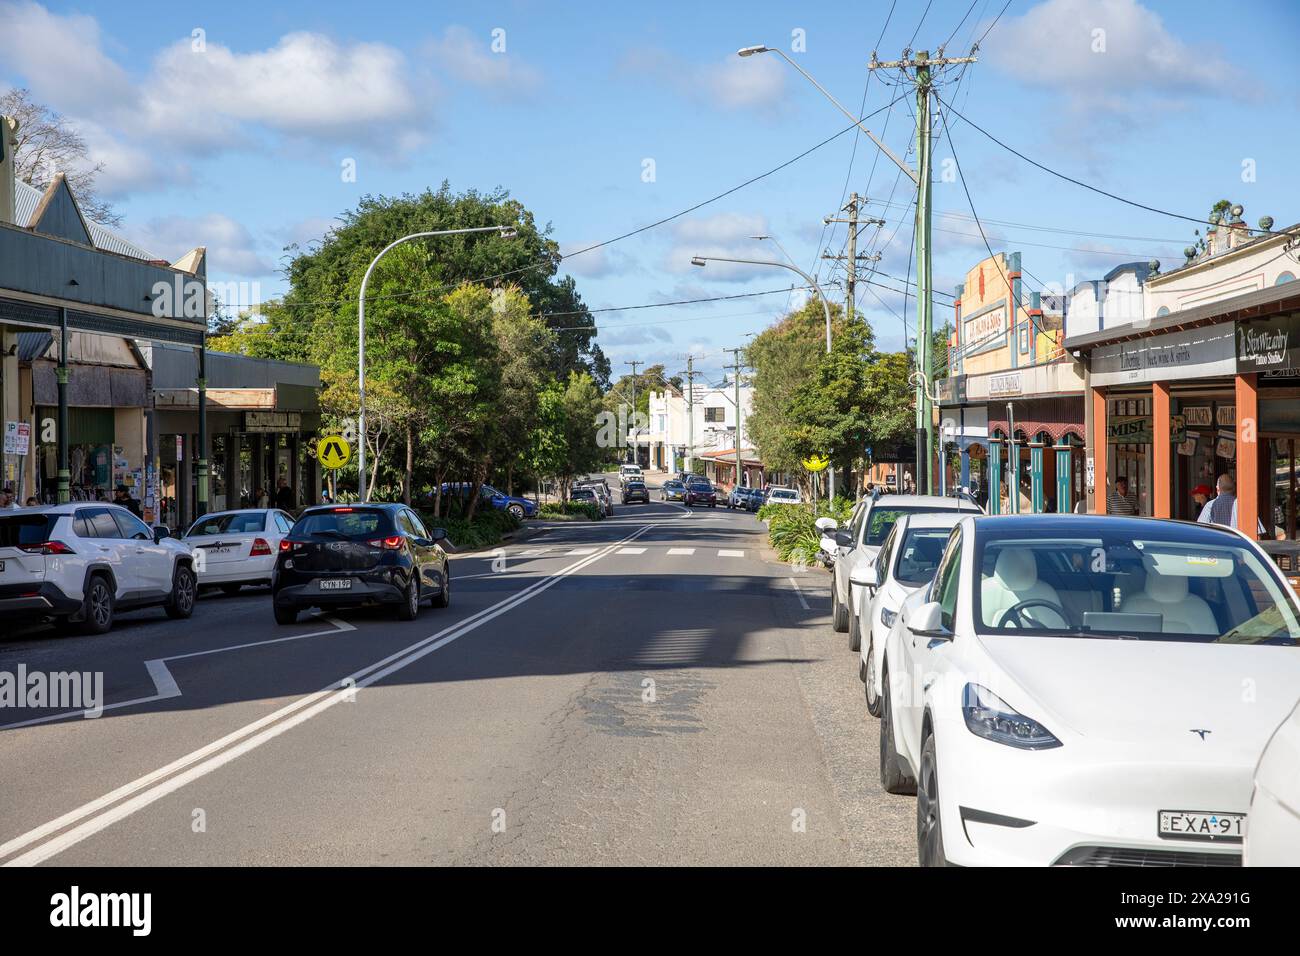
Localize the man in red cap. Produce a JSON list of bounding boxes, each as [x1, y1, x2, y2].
[[1191, 483, 1214, 519]]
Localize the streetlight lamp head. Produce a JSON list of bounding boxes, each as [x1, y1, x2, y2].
[[747, 235, 770, 241], [498, 227, 518, 239], [690, 256, 707, 267], [737, 45, 770, 57]]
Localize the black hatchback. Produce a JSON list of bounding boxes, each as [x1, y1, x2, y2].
[[272, 503, 450, 625]]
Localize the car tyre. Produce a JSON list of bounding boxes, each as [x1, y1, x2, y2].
[[831, 586, 849, 632], [507, 503, 525, 520], [848, 604, 862, 651], [79, 575, 115, 635], [917, 733, 948, 867], [164, 564, 197, 619], [273, 603, 298, 626], [864, 633, 883, 717], [880, 668, 917, 795], [433, 567, 451, 608], [396, 575, 421, 621]]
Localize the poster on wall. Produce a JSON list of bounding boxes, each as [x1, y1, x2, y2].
[[1178, 430, 1199, 456], [1216, 431, 1236, 459]]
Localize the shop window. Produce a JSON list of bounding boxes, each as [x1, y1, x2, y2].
[[1269, 439, 1299, 541]]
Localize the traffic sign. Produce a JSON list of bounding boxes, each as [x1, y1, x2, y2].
[[317, 436, 351, 470]]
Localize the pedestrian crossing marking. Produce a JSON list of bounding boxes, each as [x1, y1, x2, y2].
[[666, 548, 695, 555], [616, 547, 647, 555], [717, 549, 744, 557], [520, 548, 548, 555], [568, 547, 598, 555]]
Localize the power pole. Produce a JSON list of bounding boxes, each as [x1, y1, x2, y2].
[[869, 48, 976, 495], [624, 360, 642, 465], [684, 355, 698, 475], [821, 191, 884, 320], [723, 347, 747, 490]]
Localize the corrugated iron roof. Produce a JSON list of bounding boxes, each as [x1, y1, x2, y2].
[[13, 179, 158, 262]]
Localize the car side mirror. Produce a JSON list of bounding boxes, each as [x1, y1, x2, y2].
[[429, 528, 448, 542], [849, 564, 879, 589], [814, 517, 838, 532], [833, 529, 854, 548], [908, 601, 949, 639], [153, 526, 171, 543]]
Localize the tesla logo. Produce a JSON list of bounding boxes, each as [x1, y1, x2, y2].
[[1190, 729, 1212, 740]]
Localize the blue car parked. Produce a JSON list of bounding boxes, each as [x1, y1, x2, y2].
[[439, 482, 537, 519]]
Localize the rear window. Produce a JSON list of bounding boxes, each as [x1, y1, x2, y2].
[[291, 508, 392, 540], [0, 515, 58, 547], [864, 506, 964, 547], [188, 512, 266, 536]]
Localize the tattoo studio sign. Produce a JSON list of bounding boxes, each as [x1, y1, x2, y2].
[[1238, 313, 1300, 375]]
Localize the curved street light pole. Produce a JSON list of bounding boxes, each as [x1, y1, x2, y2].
[[356, 226, 515, 501], [690, 254, 837, 500]]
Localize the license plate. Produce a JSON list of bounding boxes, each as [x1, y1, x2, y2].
[[319, 578, 353, 591], [1158, 809, 1245, 842], [0, 560, 5, 572]]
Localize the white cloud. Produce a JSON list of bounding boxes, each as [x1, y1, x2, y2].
[[559, 242, 636, 279], [618, 48, 786, 113], [129, 213, 276, 278], [426, 26, 542, 96], [985, 0, 1233, 113]]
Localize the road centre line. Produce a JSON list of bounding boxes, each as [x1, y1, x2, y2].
[[0, 522, 658, 867]]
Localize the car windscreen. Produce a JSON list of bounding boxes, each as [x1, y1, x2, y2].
[[770, 491, 797, 500], [863, 506, 959, 547], [0, 514, 58, 547], [894, 528, 952, 585], [291, 508, 391, 540], [571, 489, 595, 499], [187, 512, 265, 536], [974, 529, 1300, 644]]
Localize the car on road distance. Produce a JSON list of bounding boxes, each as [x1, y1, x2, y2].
[[185, 508, 295, 594], [0, 503, 196, 634], [439, 482, 536, 520], [851, 512, 964, 716], [825, 493, 982, 636], [569, 486, 604, 516], [765, 487, 801, 505], [577, 481, 614, 516], [621, 480, 649, 505], [661, 480, 687, 502], [618, 464, 644, 484], [684, 480, 717, 508], [1245, 696, 1300, 865], [878, 514, 1300, 867], [727, 486, 759, 510], [272, 503, 449, 625]]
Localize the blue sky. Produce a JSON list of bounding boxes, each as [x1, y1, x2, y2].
[[4, 0, 1298, 383]]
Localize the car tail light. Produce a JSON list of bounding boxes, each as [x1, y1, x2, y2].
[[250, 538, 272, 557], [279, 539, 304, 552], [369, 535, 405, 550], [19, 541, 75, 555], [332, 507, 354, 513]]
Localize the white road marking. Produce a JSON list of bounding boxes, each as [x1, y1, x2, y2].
[[519, 548, 548, 555], [616, 547, 647, 555], [717, 549, 745, 557], [1, 524, 658, 867], [568, 547, 598, 555], [788, 577, 811, 610], [666, 548, 695, 555]]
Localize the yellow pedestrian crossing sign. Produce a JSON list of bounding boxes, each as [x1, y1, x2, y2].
[[317, 435, 351, 470]]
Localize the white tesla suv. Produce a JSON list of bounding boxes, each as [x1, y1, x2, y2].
[[879, 513, 1300, 867], [852, 511, 963, 717]]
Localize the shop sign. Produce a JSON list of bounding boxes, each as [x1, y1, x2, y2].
[[1237, 313, 1300, 373], [1183, 405, 1213, 427], [988, 372, 1022, 398], [1091, 324, 1236, 386], [244, 411, 302, 433], [962, 303, 1007, 357], [1108, 416, 1152, 444], [1216, 405, 1236, 428]]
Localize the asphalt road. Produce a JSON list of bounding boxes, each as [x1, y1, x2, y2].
[[0, 480, 916, 866]]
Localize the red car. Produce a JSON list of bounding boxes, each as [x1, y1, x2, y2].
[[684, 481, 717, 508]]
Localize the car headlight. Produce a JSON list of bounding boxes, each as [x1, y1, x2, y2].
[[962, 683, 1061, 750], [880, 606, 898, 628]]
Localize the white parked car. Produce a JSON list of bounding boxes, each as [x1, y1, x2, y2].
[[1245, 696, 1300, 865], [766, 487, 802, 504], [851, 512, 963, 717], [185, 508, 296, 594], [879, 513, 1300, 866], [825, 493, 980, 635], [0, 503, 196, 634]]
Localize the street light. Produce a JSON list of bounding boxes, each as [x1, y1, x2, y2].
[[690, 252, 838, 499], [356, 225, 516, 501], [736, 45, 916, 184]]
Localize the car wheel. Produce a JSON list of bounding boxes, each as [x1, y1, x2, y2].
[[396, 574, 421, 621], [917, 733, 948, 867], [80, 575, 115, 635], [831, 585, 849, 632], [880, 668, 917, 795], [220, 583, 242, 596], [273, 603, 298, 626], [164, 564, 197, 619], [848, 604, 862, 651], [433, 565, 451, 608], [507, 503, 525, 520], [864, 634, 883, 718]]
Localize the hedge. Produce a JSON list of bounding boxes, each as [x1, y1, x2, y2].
[[416, 507, 521, 551], [538, 501, 603, 522]]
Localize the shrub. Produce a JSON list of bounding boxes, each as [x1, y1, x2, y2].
[[416, 507, 521, 551], [538, 501, 602, 522], [760, 494, 856, 564]]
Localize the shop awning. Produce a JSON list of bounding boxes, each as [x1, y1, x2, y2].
[[988, 398, 1085, 444]]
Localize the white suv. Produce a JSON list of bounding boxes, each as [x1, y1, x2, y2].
[[0, 503, 197, 634]]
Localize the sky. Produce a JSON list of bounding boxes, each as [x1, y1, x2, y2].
[[3, 0, 1298, 385]]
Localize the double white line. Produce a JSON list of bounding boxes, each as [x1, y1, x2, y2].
[[0, 523, 656, 867]]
